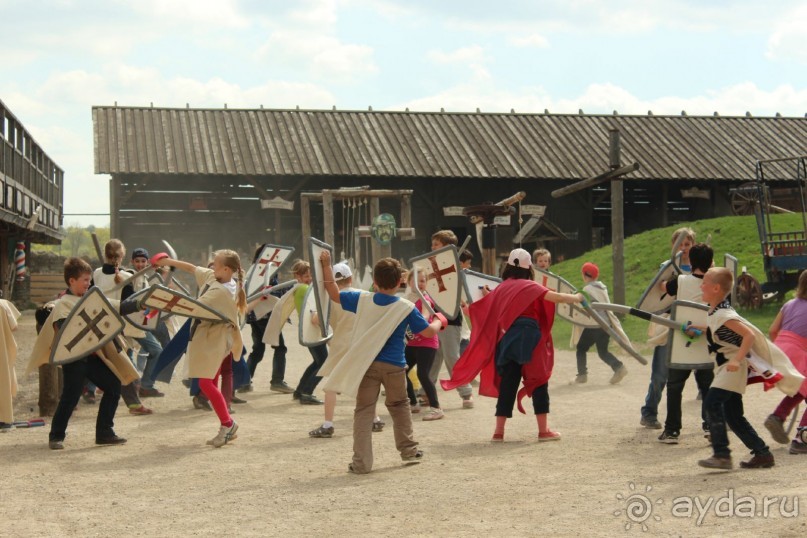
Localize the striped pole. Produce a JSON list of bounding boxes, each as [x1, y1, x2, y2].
[[15, 241, 26, 281]]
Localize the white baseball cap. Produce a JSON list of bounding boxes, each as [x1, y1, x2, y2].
[[507, 248, 532, 268], [333, 262, 353, 279]]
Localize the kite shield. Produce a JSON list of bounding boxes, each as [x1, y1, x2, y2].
[[409, 245, 462, 319]]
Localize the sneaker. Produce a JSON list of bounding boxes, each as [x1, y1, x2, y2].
[[462, 397, 474, 409], [128, 404, 153, 416], [49, 440, 64, 450], [96, 435, 127, 446], [401, 449, 424, 464], [372, 419, 385, 433], [299, 394, 324, 405], [138, 387, 165, 398], [763, 414, 790, 444], [698, 455, 732, 470], [309, 425, 335, 438], [237, 383, 254, 393], [538, 431, 562, 442], [740, 453, 775, 469], [417, 395, 430, 407], [210, 422, 238, 448], [181, 379, 191, 388], [82, 391, 96, 404], [658, 430, 680, 444], [422, 408, 444, 421], [410, 403, 421, 414], [640, 417, 662, 429], [789, 441, 807, 455], [231, 395, 247, 404], [271, 382, 295, 394], [574, 374, 587, 384], [192, 395, 212, 411], [609, 365, 628, 385]]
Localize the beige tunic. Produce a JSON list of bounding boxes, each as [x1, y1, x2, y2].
[[0, 300, 21, 423], [262, 284, 300, 347], [317, 287, 358, 378], [186, 267, 243, 379], [93, 267, 146, 339]]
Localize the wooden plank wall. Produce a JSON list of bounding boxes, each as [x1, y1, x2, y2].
[[30, 273, 64, 304]]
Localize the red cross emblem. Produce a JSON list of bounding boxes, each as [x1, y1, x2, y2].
[[426, 255, 457, 293], [258, 249, 283, 277], [148, 293, 194, 313]]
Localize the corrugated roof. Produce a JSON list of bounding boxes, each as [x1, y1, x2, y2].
[[93, 106, 807, 181]]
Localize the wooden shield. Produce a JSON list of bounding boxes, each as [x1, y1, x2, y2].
[[308, 238, 333, 338], [409, 245, 462, 319], [49, 287, 126, 365], [462, 269, 501, 303], [244, 244, 295, 298], [124, 286, 161, 331], [140, 285, 227, 322], [534, 268, 596, 327], [665, 300, 711, 370], [724, 254, 738, 307], [299, 285, 333, 347], [636, 260, 678, 314]]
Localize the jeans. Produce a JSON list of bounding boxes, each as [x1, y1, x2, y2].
[[136, 332, 163, 389], [640, 346, 668, 421], [248, 317, 288, 385], [50, 355, 121, 442], [296, 343, 328, 395], [664, 367, 714, 433], [705, 387, 769, 458], [576, 328, 623, 375]]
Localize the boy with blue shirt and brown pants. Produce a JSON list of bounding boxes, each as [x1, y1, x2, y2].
[[320, 252, 444, 474]]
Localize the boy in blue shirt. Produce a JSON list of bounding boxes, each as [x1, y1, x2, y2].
[[320, 252, 444, 474]]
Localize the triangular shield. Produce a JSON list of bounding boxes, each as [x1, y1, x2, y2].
[[244, 244, 295, 298], [299, 284, 333, 347], [534, 268, 597, 327], [140, 285, 227, 322], [308, 238, 334, 338], [461, 269, 501, 304], [124, 286, 162, 331], [409, 245, 461, 319], [49, 287, 126, 365]]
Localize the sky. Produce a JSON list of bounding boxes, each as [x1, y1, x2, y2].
[[2, 0, 806, 228]]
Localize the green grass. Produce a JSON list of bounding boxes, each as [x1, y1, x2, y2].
[[548, 214, 804, 350]]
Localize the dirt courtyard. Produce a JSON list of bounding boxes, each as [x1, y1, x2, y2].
[[2, 313, 806, 537]]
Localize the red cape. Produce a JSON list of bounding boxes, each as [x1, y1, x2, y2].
[[441, 278, 554, 414]]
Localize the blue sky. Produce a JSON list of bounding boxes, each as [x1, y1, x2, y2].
[[2, 0, 805, 228]]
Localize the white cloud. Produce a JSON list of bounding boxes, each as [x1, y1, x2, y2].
[[509, 34, 550, 48], [766, 4, 807, 64], [257, 31, 377, 80], [130, 0, 250, 28]]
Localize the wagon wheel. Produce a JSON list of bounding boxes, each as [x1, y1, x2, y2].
[[730, 182, 759, 216], [735, 272, 763, 309]]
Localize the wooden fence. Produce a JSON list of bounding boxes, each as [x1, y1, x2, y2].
[[30, 273, 64, 304]]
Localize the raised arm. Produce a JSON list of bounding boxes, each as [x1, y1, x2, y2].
[[544, 290, 584, 304], [152, 257, 197, 275], [319, 250, 340, 304]]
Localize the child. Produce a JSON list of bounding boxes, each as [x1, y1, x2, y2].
[[128, 247, 165, 398], [442, 248, 583, 441], [428, 230, 473, 408], [764, 269, 807, 455], [657, 243, 715, 444], [0, 298, 20, 430], [153, 250, 246, 447], [574, 262, 628, 384], [640, 227, 696, 429], [289, 260, 328, 405], [404, 269, 444, 421], [319, 252, 444, 474], [696, 267, 775, 469], [31, 258, 142, 449], [532, 248, 551, 271]]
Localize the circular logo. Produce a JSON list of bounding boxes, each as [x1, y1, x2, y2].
[[614, 482, 663, 531]]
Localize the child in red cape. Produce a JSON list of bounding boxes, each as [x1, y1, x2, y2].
[[442, 248, 583, 442]]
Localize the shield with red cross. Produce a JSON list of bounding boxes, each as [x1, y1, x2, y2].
[[409, 245, 462, 319], [49, 287, 127, 365], [124, 286, 162, 331], [139, 285, 228, 322], [244, 244, 295, 298]]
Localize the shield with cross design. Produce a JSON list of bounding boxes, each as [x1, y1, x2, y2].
[[409, 245, 462, 319], [243, 244, 295, 299], [139, 285, 228, 322], [124, 286, 162, 331], [49, 287, 127, 365], [534, 268, 598, 328]]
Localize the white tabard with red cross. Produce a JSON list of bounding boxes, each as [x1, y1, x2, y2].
[[410, 245, 462, 319], [243, 244, 295, 298], [50, 287, 127, 365]]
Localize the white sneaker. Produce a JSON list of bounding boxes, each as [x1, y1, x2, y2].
[[462, 397, 474, 409], [209, 421, 238, 448], [422, 408, 444, 421]]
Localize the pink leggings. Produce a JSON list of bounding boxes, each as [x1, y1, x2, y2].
[[198, 354, 234, 426], [773, 394, 807, 429]]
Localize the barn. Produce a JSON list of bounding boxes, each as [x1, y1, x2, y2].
[[92, 105, 806, 266]]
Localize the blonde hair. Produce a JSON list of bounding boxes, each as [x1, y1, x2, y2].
[[431, 230, 458, 246], [215, 249, 247, 315], [104, 239, 126, 284], [706, 266, 733, 297], [532, 248, 551, 263], [291, 259, 310, 277], [671, 227, 695, 245]]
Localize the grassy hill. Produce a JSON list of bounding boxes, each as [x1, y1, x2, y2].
[[547, 213, 805, 350]]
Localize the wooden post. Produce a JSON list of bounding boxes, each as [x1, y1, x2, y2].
[[301, 195, 311, 262], [609, 129, 625, 305], [110, 177, 120, 239], [323, 191, 334, 248]]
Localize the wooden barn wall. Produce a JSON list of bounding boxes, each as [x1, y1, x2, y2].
[[111, 173, 738, 268]]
